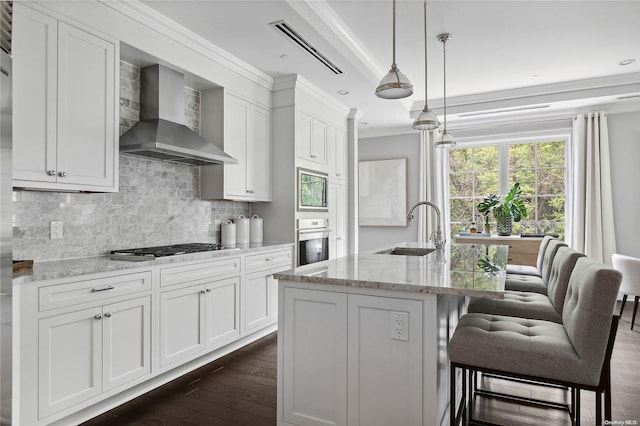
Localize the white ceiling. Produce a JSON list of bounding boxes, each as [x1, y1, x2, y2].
[[141, 0, 640, 137]]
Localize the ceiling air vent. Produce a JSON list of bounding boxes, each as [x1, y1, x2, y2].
[[270, 20, 343, 75], [1, 1, 12, 54]]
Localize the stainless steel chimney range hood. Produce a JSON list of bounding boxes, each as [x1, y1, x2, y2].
[[119, 65, 237, 165]]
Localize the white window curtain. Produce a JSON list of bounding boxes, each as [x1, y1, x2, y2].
[[418, 131, 451, 244], [569, 112, 617, 265]]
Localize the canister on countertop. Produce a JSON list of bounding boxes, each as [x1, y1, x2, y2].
[[250, 214, 263, 243], [221, 220, 236, 246], [235, 215, 250, 244]]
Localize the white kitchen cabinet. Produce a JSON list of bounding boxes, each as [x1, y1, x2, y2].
[[159, 284, 206, 368], [296, 110, 328, 167], [38, 296, 151, 419], [282, 288, 348, 426], [243, 248, 293, 333], [329, 126, 346, 182], [201, 90, 271, 201], [346, 295, 423, 426], [205, 276, 241, 350], [12, 4, 118, 192], [329, 183, 348, 259], [160, 275, 242, 368]]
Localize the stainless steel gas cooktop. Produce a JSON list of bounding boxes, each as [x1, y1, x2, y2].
[[110, 243, 238, 261]]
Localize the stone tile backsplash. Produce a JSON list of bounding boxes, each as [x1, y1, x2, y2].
[[12, 61, 249, 262]]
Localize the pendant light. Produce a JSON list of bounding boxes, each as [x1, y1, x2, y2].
[[375, 0, 413, 99], [436, 33, 456, 147], [412, 0, 439, 130]]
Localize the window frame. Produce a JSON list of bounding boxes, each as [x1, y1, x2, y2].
[[447, 130, 572, 236]]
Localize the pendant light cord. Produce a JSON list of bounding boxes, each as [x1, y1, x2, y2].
[[423, 0, 428, 102], [442, 35, 448, 132], [392, 0, 397, 67]]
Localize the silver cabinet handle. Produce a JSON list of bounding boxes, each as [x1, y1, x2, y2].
[[206, 288, 211, 292], [265, 257, 273, 261], [47, 170, 56, 176], [58, 171, 67, 177], [94, 314, 102, 320], [200, 289, 206, 294], [92, 285, 114, 292], [104, 312, 112, 318], [310, 154, 317, 158]]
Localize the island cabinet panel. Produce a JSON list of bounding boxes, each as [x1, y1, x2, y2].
[[282, 288, 348, 426], [347, 295, 423, 426]]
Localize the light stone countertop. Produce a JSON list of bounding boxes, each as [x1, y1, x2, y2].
[[274, 242, 508, 298], [13, 242, 294, 284]]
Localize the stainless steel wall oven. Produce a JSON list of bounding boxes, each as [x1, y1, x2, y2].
[[297, 218, 329, 266]]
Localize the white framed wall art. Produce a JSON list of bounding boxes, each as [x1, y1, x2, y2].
[[358, 158, 407, 226]]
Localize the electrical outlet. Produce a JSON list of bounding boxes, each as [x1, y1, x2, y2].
[[390, 311, 409, 341], [50, 221, 63, 240]]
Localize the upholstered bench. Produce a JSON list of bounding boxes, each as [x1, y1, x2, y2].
[[449, 257, 622, 426], [505, 239, 567, 295], [468, 246, 584, 322]]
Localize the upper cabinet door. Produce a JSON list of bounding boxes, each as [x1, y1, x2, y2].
[[296, 110, 328, 167], [248, 104, 271, 200], [12, 5, 58, 184], [56, 22, 116, 189], [310, 118, 328, 166], [223, 95, 250, 197], [329, 126, 346, 182], [12, 4, 119, 192]]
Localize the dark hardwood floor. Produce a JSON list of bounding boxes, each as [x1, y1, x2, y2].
[[85, 302, 639, 426]]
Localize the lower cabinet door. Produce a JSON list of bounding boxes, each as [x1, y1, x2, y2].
[[282, 287, 348, 426], [160, 285, 206, 368], [38, 307, 103, 419], [102, 296, 151, 391], [205, 276, 241, 350], [244, 270, 271, 333], [347, 295, 423, 426]]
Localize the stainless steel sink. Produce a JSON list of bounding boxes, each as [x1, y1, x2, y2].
[[374, 247, 436, 256]]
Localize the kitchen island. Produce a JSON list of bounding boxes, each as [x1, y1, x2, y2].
[[274, 242, 508, 426]]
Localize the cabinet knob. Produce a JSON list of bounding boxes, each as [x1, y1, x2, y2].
[[47, 170, 56, 176], [200, 289, 207, 294], [206, 288, 211, 292], [94, 314, 102, 320], [58, 171, 67, 177], [310, 154, 317, 159], [104, 312, 111, 318], [336, 173, 342, 177]]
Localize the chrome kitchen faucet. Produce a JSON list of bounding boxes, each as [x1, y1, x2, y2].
[[407, 201, 445, 250]]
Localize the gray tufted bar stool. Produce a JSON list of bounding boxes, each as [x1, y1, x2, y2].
[[505, 235, 554, 277], [504, 239, 567, 295], [448, 257, 622, 426]]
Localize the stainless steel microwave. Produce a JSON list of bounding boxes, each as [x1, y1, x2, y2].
[[297, 168, 328, 211]]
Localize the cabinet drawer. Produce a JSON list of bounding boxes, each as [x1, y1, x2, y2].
[[39, 271, 152, 311], [507, 253, 538, 267], [505, 239, 541, 255], [161, 256, 241, 288], [245, 249, 292, 272]]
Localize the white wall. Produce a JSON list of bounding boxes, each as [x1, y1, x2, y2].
[[608, 111, 640, 258], [358, 133, 421, 252]]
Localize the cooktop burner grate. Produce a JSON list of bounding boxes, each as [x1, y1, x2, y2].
[[110, 243, 229, 259]]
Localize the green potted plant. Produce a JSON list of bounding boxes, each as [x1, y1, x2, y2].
[[477, 182, 528, 236]]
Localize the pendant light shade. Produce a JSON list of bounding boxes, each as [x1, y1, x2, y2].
[[376, 0, 413, 99], [435, 33, 456, 147], [413, 0, 439, 130]]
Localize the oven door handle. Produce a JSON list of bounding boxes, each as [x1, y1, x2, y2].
[[297, 230, 330, 242], [297, 228, 331, 234]]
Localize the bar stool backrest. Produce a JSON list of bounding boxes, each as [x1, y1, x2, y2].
[[540, 239, 568, 284], [562, 257, 622, 385], [546, 246, 585, 315], [535, 235, 555, 273]]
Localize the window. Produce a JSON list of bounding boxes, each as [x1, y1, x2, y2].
[[449, 139, 567, 238]]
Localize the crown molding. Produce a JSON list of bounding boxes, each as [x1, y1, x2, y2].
[[286, 0, 384, 84], [410, 72, 640, 115], [100, 0, 274, 91], [273, 75, 350, 116]]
